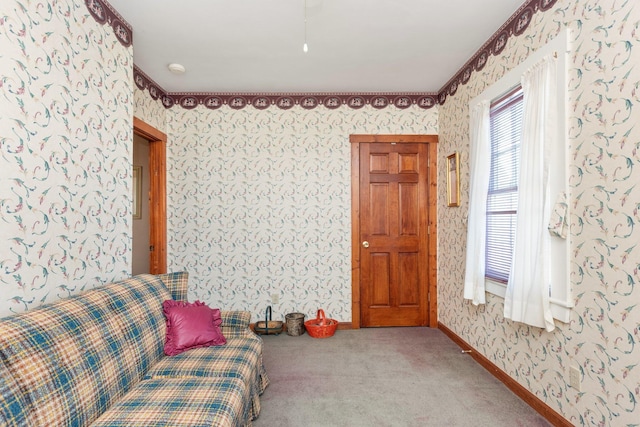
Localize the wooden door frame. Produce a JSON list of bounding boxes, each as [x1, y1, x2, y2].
[[350, 134, 438, 328], [133, 117, 167, 274]]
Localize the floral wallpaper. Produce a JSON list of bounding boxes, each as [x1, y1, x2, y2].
[[438, 0, 640, 425], [165, 105, 438, 323], [134, 85, 166, 134], [0, 0, 133, 318]]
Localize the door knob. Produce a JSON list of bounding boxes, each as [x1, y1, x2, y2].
[[362, 241, 369, 248]]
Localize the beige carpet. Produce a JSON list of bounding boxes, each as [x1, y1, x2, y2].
[[253, 327, 552, 427]]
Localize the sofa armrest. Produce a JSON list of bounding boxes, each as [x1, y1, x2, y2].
[[220, 311, 252, 337]]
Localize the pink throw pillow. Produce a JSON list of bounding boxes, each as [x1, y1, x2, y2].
[[163, 300, 226, 356]]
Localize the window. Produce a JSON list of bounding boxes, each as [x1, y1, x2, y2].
[[465, 28, 572, 324], [485, 87, 523, 283]]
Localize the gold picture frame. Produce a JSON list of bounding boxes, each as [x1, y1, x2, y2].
[[133, 166, 142, 219], [446, 152, 460, 207]]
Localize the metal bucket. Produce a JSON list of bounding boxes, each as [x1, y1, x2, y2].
[[285, 312, 306, 336]]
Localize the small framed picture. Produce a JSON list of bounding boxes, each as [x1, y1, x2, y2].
[[446, 152, 460, 207], [133, 166, 142, 219]]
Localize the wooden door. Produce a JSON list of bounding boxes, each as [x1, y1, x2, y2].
[[350, 135, 437, 328]]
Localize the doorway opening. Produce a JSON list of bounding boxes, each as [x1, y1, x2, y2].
[[133, 117, 167, 275], [132, 133, 150, 275]]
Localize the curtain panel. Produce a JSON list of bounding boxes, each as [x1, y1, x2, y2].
[[503, 54, 558, 332], [463, 100, 491, 305]]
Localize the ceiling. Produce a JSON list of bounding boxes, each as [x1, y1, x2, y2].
[[107, 0, 526, 94]]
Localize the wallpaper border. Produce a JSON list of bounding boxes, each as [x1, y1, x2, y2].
[[88, 0, 556, 109], [85, 0, 132, 47], [133, 65, 437, 111], [436, 0, 556, 104], [85, 0, 557, 110]]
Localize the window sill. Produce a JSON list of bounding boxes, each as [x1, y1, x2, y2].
[[485, 279, 506, 298], [485, 279, 572, 324]]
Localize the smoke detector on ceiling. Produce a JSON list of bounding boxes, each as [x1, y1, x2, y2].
[[168, 63, 186, 74]]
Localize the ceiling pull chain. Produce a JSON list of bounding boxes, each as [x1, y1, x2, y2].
[[303, 0, 309, 53]]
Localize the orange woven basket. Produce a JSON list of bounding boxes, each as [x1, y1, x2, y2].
[[304, 309, 338, 338]]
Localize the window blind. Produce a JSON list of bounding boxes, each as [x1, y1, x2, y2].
[[486, 87, 523, 283]]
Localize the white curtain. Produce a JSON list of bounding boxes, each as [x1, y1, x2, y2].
[[463, 100, 491, 305], [503, 54, 557, 331]]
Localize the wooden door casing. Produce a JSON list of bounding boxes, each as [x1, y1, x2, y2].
[[350, 135, 438, 328]]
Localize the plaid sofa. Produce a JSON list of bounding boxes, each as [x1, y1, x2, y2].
[[0, 272, 269, 427]]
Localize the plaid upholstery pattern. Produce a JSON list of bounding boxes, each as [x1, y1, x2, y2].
[[158, 271, 189, 302], [0, 274, 172, 427], [146, 337, 261, 380], [91, 377, 249, 427], [145, 336, 269, 422], [0, 272, 268, 427], [0, 363, 28, 427], [220, 311, 251, 337]]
